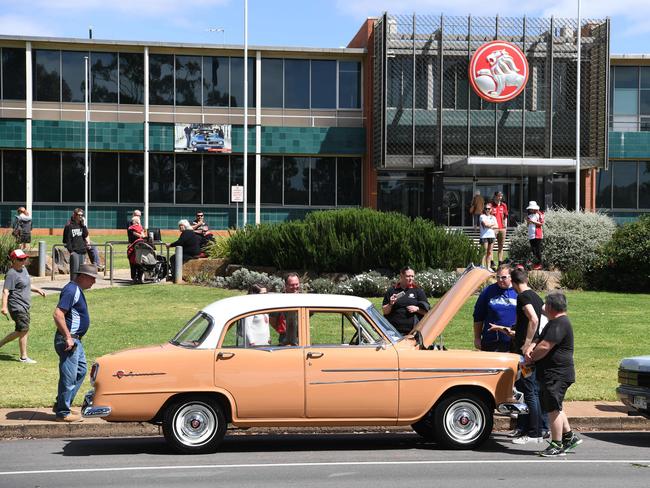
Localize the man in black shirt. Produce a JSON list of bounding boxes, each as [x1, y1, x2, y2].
[[503, 268, 548, 444], [382, 267, 429, 335], [525, 291, 582, 457], [63, 208, 89, 280]]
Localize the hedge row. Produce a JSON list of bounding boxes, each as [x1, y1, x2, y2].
[[228, 208, 482, 273]]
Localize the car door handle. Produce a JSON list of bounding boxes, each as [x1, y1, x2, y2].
[[307, 352, 324, 359], [217, 352, 235, 360]]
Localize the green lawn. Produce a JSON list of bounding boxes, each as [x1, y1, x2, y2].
[[0, 285, 646, 408]]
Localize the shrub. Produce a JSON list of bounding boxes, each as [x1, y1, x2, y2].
[[559, 268, 587, 290], [228, 208, 482, 273], [586, 215, 650, 292], [204, 235, 231, 259], [309, 277, 340, 294], [527, 271, 549, 292], [212, 268, 285, 292], [509, 209, 616, 272], [415, 269, 459, 297], [0, 231, 16, 273], [335, 271, 391, 297]]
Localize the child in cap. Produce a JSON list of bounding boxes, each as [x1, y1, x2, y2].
[[0, 249, 46, 363]]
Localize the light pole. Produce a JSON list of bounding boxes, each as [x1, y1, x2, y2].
[[243, 0, 248, 226], [575, 0, 581, 211], [206, 27, 226, 44], [84, 55, 89, 225]]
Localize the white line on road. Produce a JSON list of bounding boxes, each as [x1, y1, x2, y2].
[[2, 459, 650, 476]]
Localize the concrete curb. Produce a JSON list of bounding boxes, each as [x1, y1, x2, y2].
[[1, 415, 647, 441]]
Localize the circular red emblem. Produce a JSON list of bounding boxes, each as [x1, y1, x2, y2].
[[469, 41, 529, 103]]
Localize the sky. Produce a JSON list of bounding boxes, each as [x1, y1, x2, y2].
[[0, 0, 648, 54]]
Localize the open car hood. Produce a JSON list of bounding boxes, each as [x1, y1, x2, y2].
[[412, 266, 492, 348]]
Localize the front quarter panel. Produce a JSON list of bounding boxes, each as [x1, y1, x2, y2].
[[92, 343, 216, 422]]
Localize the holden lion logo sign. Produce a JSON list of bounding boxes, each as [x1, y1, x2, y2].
[[469, 41, 528, 103]]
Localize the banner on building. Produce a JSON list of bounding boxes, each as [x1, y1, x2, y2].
[[175, 124, 232, 153]]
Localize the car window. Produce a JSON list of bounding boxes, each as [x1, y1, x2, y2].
[[170, 313, 213, 348], [221, 309, 298, 348], [309, 310, 383, 346]]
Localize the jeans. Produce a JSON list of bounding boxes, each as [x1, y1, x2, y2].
[[515, 370, 549, 437], [69, 251, 86, 281], [54, 334, 87, 418]]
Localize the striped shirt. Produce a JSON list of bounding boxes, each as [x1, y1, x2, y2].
[[57, 281, 90, 336]]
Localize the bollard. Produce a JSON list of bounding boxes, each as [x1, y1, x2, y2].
[[38, 241, 46, 277], [174, 247, 183, 284]]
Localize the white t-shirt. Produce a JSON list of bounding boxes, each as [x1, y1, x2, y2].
[[527, 213, 542, 239], [479, 214, 497, 239], [244, 314, 270, 346]]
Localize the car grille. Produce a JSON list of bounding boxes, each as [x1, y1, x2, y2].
[[619, 368, 650, 388]]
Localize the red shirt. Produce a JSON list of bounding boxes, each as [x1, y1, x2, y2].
[[492, 202, 508, 229]]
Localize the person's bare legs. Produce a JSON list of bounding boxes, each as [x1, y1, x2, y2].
[[548, 409, 570, 442], [18, 331, 28, 358], [0, 330, 25, 351]]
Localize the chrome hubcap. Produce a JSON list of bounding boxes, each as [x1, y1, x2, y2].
[[444, 400, 484, 444], [174, 403, 217, 447]]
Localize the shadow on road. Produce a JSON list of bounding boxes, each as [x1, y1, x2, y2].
[[59, 432, 513, 457], [585, 432, 650, 448]]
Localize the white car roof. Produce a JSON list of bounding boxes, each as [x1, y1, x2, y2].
[[197, 293, 375, 349]]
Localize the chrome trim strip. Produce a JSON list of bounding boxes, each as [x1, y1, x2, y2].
[[310, 378, 398, 385], [321, 368, 399, 373], [400, 367, 509, 374], [399, 373, 502, 381]]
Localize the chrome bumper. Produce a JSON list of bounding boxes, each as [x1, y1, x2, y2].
[[82, 390, 111, 418], [496, 402, 529, 415]]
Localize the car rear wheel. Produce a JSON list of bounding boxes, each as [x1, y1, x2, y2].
[[433, 392, 492, 449], [162, 396, 226, 454]]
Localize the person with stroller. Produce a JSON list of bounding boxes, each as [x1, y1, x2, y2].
[[127, 216, 147, 282], [166, 220, 202, 281]]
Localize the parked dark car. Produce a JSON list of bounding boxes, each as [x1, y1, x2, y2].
[[191, 131, 226, 152], [617, 355, 650, 419]]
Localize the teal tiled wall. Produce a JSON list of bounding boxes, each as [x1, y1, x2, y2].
[[32, 121, 144, 151], [1, 205, 315, 230], [149, 123, 174, 152], [232, 126, 365, 154], [609, 132, 650, 159], [0, 119, 26, 148]]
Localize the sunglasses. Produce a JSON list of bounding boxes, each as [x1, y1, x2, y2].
[[497, 275, 511, 280]]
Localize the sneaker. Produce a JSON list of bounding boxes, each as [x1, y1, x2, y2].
[[538, 441, 566, 457], [562, 432, 583, 452], [55, 413, 82, 423], [507, 429, 525, 438], [19, 357, 37, 364], [512, 435, 544, 444]]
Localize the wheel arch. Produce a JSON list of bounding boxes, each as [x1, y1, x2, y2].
[[152, 391, 234, 424], [433, 384, 496, 413]]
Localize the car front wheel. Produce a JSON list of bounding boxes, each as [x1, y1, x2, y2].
[[162, 396, 226, 454], [433, 392, 492, 449]]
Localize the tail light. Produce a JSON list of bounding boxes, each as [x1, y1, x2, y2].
[[90, 363, 99, 385]]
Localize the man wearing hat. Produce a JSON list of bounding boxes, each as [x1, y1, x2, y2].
[[526, 201, 544, 270], [52, 263, 97, 422], [0, 250, 45, 363]]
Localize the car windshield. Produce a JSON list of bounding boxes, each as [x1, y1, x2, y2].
[[170, 312, 213, 348], [366, 305, 402, 343]]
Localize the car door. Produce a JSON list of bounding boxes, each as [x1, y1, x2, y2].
[[304, 308, 399, 420], [214, 308, 304, 419]]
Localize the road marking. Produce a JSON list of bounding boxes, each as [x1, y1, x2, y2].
[[2, 459, 650, 476]]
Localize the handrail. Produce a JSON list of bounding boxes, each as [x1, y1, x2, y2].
[[50, 244, 67, 281], [105, 239, 167, 286]]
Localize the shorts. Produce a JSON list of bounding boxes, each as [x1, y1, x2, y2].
[[496, 229, 506, 247], [481, 237, 495, 244], [9, 310, 30, 332], [540, 378, 573, 412]]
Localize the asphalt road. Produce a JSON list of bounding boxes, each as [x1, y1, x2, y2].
[[1, 431, 649, 488]]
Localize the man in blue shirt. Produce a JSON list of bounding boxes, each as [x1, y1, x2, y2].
[[472, 264, 517, 352], [52, 264, 96, 422]]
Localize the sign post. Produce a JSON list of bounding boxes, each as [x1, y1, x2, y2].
[[231, 185, 244, 228]]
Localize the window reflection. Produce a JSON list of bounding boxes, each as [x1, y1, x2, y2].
[[261, 58, 283, 108], [203, 56, 229, 107], [639, 162, 650, 209], [34, 50, 60, 102], [284, 59, 309, 109], [261, 156, 283, 204], [337, 157, 361, 206], [175, 153, 202, 204], [2, 48, 26, 100], [119, 52, 144, 104], [230, 57, 255, 107], [149, 153, 174, 203], [595, 168, 612, 209], [2, 150, 26, 202], [230, 156, 256, 204], [91, 152, 118, 202], [203, 155, 229, 204], [176, 55, 202, 106], [61, 51, 87, 103], [91, 52, 118, 103], [311, 157, 335, 206], [311, 60, 336, 109], [149, 54, 174, 105], [62, 152, 85, 202], [284, 157, 309, 205], [120, 153, 144, 203], [339, 61, 361, 109], [612, 161, 637, 209], [33, 152, 60, 202]]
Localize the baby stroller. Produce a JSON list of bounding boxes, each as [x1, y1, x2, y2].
[[127, 238, 168, 283]]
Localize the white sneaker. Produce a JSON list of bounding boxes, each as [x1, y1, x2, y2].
[[512, 435, 544, 444], [19, 357, 37, 364]]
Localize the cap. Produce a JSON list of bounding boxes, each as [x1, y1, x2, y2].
[[77, 264, 98, 278], [9, 249, 28, 260], [526, 201, 540, 210]]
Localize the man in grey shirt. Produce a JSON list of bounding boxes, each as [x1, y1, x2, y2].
[[0, 249, 45, 363]]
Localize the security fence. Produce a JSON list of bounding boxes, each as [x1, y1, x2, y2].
[[372, 14, 610, 170]]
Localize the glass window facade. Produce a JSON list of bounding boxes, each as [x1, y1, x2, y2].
[[33, 49, 60, 102], [284, 59, 310, 109], [336, 157, 361, 206], [61, 152, 85, 202], [119, 52, 144, 104], [230, 57, 255, 108], [2, 48, 26, 100], [61, 51, 87, 103], [91, 52, 118, 103], [261, 58, 283, 108], [203, 156, 229, 204], [175, 55, 202, 106], [33, 152, 60, 202], [339, 61, 361, 109], [310, 157, 335, 206], [284, 156, 310, 205], [91, 152, 118, 202], [149, 54, 174, 105], [119, 153, 144, 203], [149, 153, 174, 203], [203, 56, 229, 107], [2, 150, 26, 202], [311, 60, 336, 109], [597, 161, 650, 210], [175, 153, 201, 204]]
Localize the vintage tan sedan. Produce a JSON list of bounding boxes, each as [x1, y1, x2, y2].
[[83, 267, 525, 453]]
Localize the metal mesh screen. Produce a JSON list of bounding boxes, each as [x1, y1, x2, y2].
[[373, 14, 609, 169]]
